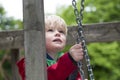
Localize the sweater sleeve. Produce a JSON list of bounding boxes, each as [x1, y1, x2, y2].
[[16, 58, 25, 80], [47, 52, 78, 80]]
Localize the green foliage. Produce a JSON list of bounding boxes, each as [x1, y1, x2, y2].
[[0, 50, 12, 80], [56, 0, 120, 25], [0, 17, 23, 30], [56, 0, 120, 80], [3, 59, 12, 76], [88, 42, 120, 80], [83, 0, 120, 23], [56, 5, 76, 25], [0, 5, 23, 30]]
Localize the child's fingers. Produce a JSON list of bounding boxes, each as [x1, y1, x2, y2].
[[74, 43, 83, 49]]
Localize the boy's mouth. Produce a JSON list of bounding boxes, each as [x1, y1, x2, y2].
[[53, 39, 62, 43]]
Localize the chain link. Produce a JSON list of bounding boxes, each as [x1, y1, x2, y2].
[[72, 0, 95, 80]]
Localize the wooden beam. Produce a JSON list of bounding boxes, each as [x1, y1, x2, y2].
[[67, 22, 120, 44], [23, 0, 47, 80], [10, 49, 20, 80], [0, 22, 120, 49], [0, 30, 24, 49]]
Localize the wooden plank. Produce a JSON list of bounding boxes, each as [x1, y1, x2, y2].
[[10, 49, 20, 80], [67, 22, 120, 44], [0, 30, 24, 49], [23, 0, 47, 80], [0, 22, 120, 49]]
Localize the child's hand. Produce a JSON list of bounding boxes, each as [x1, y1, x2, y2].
[[69, 43, 84, 62]]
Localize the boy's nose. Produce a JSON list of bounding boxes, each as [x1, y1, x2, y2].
[[55, 31, 60, 37]]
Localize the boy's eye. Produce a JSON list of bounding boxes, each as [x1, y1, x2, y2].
[[59, 31, 65, 34], [48, 29, 53, 32]]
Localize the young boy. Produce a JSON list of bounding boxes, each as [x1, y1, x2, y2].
[[17, 15, 83, 80]]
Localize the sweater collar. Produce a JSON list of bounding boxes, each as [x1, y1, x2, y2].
[[47, 53, 54, 60]]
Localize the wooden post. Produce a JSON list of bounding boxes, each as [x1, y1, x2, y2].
[[23, 0, 47, 80], [10, 49, 20, 80]]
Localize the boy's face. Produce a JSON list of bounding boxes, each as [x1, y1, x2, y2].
[[45, 26, 66, 53]]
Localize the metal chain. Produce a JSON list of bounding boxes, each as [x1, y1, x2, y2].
[[72, 0, 95, 80]]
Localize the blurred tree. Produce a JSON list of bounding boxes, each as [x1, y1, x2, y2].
[[56, 0, 120, 25], [56, 0, 120, 80], [0, 5, 23, 30]]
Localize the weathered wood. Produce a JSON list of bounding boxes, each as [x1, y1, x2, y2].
[[0, 30, 24, 49], [67, 22, 120, 44], [0, 22, 120, 49], [23, 0, 47, 80], [10, 49, 20, 80]]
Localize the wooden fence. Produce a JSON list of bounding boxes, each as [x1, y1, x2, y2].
[[0, 22, 120, 49]]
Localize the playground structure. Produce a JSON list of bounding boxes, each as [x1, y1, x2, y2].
[[0, 0, 120, 80]]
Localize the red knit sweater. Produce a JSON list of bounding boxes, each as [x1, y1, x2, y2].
[[17, 53, 81, 80]]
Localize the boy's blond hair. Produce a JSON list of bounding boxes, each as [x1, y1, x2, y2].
[[45, 15, 67, 35]]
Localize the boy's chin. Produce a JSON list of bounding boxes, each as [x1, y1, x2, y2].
[[54, 46, 64, 51]]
